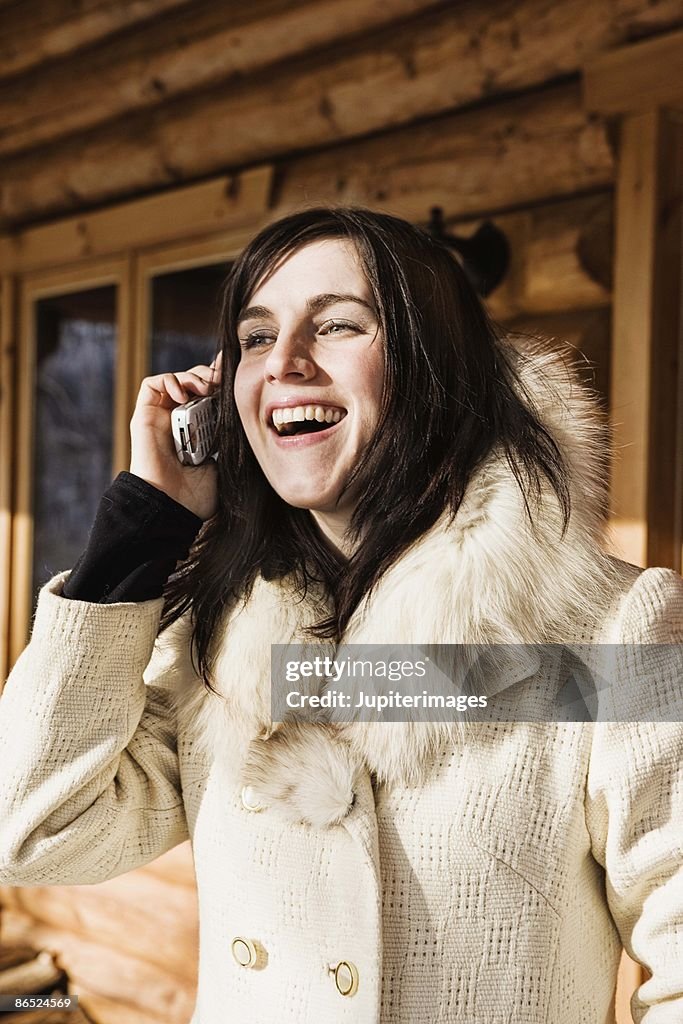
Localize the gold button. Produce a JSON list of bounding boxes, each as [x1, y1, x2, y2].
[[241, 785, 264, 812], [330, 960, 359, 997], [231, 937, 258, 968]]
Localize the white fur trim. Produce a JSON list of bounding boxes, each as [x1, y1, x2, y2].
[[173, 342, 628, 824]]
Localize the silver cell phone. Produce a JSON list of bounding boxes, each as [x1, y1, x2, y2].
[[171, 394, 219, 465]]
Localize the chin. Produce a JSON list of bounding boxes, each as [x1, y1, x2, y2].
[[266, 475, 339, 511], [282, 494, 340, 513]]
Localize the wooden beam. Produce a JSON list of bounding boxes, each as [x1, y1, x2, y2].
[[272, 82, 613, 222], [2, 0, 682, 161], [458, 193, 613, 322], [0, 77, 614, 228], [584, 28, 683, 115], [608, 108, 683, 569], [0, 175, 613, 324], [0, 17, 639, 226], [0, 165, 273, 275], [0, 0, 445, 154], [0, 0, 196, 80]]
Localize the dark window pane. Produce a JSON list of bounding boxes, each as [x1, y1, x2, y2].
[[150, 264, 227, 375], [32, 286, 116, 599]]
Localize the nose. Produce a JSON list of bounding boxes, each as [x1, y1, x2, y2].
[[264, 331, 316, 384]]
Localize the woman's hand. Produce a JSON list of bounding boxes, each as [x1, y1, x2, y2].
[[129, 358, 221, 521]]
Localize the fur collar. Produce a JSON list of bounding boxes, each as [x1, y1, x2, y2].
[[170, 343, 622, 828]]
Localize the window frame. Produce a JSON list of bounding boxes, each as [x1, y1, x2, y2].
[[0, 166, 273, 677], [10, 258, 129, 665]]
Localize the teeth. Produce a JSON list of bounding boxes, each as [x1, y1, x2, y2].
[[271, 404, 345, 433]]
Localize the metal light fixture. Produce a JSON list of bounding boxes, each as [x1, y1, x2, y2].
[[426, 206, 510, 297]]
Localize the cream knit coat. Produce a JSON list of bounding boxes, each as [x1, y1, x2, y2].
[[0, 347, 682, 1023]]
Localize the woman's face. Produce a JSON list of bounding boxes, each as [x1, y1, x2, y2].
[[233, 238, 385, 526]]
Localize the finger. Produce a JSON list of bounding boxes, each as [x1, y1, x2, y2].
[[183, 364, 222, 387], [140, 372, 190, 408], [175, 370, 217, 391]]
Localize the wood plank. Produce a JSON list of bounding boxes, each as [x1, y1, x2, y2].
[[0, 0, 195, 80], [608, 108, 683, 570], [0, 166, 272, 275], [1, 871, 199, 982], [1, 912, 193, 1024], [0, 0, 444, 153], [458, 192, 613, 322], [584, 28, 683, 115], [1, 78, 613, 229], [0, 175, 614, 327], [2, 0, 683, 162], [273, 82, 613, 222]]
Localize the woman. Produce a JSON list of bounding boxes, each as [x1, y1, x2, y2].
[[0, 207, 681, 1022]]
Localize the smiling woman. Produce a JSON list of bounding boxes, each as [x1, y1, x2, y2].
[[233, 239, 385, 547], [1, 207, 682, 1024]]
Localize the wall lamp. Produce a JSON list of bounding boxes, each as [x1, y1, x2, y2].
[[426, 206, 510, 298]]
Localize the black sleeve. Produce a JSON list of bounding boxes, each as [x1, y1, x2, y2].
[[62, 472, 203, 604]]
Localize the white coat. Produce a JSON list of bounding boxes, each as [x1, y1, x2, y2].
[[0, 346, 682, 1022]]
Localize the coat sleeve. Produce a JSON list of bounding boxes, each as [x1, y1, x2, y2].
[[0, 572, 190, 886], [585, 567, 683, 1024]]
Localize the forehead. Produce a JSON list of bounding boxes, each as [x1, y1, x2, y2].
[[246, 238, 370, 306]]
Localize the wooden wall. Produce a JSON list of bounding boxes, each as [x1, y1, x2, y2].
[[1, 846, 198, 1024], [0, 0, 681, 229], [1, 1, 683, 1022]]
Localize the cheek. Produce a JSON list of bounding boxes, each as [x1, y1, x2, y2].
[[233, 365, 257, 426], [357, 351, 385, 425]]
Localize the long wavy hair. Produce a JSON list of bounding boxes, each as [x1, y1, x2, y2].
[[162, 206, 570, 687]]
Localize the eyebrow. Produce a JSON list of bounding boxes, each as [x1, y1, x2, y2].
[[237, 292, 375, 325]]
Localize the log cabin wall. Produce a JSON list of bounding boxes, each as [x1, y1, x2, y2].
[[1, 2, 682, 1023]]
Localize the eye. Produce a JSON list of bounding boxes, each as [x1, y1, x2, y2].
[[239, 331, 275, 350], [318, 320, 359, 336]]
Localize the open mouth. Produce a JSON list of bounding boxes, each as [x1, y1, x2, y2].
[[270, 405, 347, 437]]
